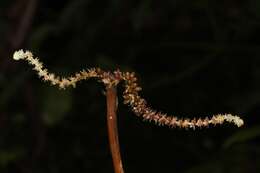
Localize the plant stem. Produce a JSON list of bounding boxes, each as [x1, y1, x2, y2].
[[106, 86, 124, 173]]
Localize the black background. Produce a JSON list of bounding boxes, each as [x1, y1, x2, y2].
[[1, 0, 260, 172]]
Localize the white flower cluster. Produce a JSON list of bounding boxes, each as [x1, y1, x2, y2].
[[13, 49, 27, 60]]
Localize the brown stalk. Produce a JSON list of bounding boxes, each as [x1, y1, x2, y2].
[[106, 86, 124, 173]]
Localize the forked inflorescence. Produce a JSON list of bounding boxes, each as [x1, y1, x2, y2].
[[13, 50, 244, 129]]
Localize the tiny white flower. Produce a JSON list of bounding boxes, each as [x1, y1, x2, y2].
[[234, 117, 244, 127], [13, 50, 26, 60]]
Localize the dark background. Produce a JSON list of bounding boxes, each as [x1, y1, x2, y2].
[[1, 0, 260, 172]]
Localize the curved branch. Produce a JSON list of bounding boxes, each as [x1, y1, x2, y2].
[[12, 50, 244, 129]]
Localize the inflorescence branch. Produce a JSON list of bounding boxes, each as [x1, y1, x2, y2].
[[13, 50, 244, 129]]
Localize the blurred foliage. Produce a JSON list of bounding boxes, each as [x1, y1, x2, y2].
[[1, 0, 260, 173], [0, 149, 24, 167], [40, 87, 72, 126], [224, 126, 260, 148]]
